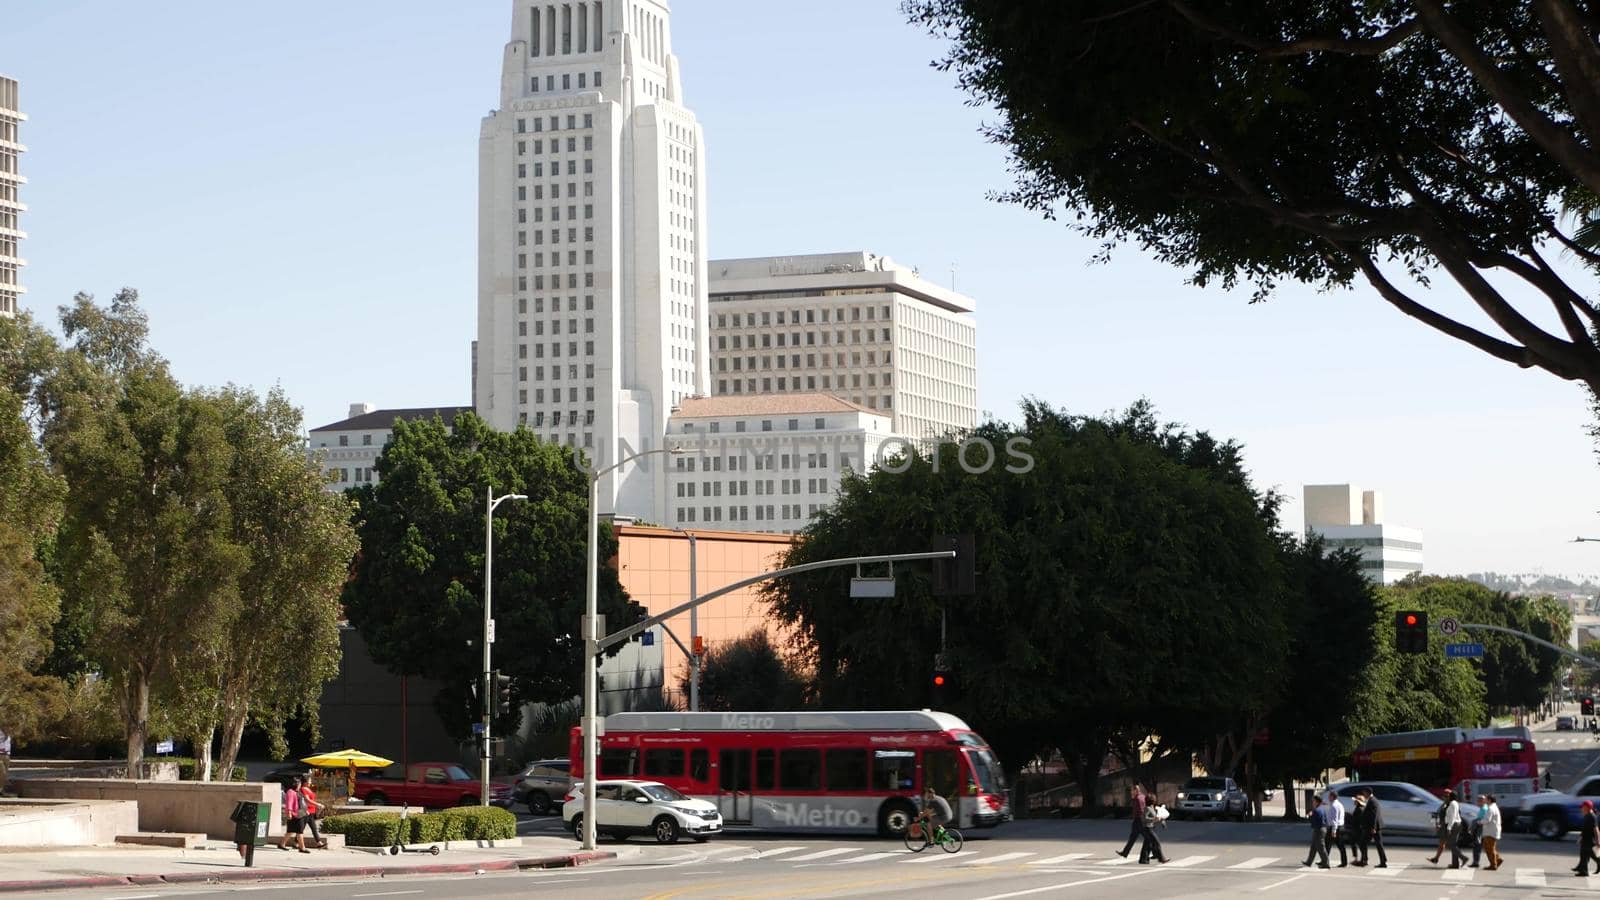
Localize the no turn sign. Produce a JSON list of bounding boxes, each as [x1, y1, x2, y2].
[[1439, 617, 1461, 636]]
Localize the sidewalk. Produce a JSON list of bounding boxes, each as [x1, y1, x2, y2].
[[0, 837, 623, 894]]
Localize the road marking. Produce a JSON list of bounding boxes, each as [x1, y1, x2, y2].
[[694, 846, 747, 858], [352, 893, 424, 898], [1100, 855, 1136, 865], [1230, 857, 1278, 869], [1030, 853, 1093, 865], [1515, 868, 1547, 886], [957, 851, 1036, 866], [1368, 863, 1405, 876], [968, 868, 1154, 900], [785, 847, 858, 862], [1166, 855, 1215, 867], [752, 845, 803, 858], [1440, 867, 1475, 882], [1257, 873, 1307, 892], [900, 850, 981, 864], [823, 851, 902, 865]]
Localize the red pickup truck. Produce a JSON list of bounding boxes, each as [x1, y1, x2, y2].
[[354, 762, 514, 809]]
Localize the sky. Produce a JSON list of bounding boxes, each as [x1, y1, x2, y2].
[[4, 0, 1599, 578]]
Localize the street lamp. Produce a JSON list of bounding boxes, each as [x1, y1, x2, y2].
[[481, 486, 527, 806], [1575, 537, 1600, 543], [580, 445, 681, 851]]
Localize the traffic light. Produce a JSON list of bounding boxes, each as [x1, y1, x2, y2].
[[494, 670, 513, 715], [1395, 610, 1428, 654], [1584, 696, 1594, 716], [931, 654, 953, 707], [932, 534, 976, 596]]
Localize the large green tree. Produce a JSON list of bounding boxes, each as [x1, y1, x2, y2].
[[764, 400, 1286, 807], [906, 1, 1600, 391], [680, 630, 810, 712], [342, 413, 634, 738]]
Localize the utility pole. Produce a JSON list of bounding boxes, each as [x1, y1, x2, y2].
[[689, 532, 699, 712], [481, 486, 526, 805]]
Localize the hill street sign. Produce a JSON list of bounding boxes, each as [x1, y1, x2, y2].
[[1445, 642, 1485, 659]]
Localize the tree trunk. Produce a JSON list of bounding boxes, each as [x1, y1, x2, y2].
[[216, 705, 250, 786], [195, 726, 215, 782], [123, 670, 149, 779], [1282, 780, 1300, 820]]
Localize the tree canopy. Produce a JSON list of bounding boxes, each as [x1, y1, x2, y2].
[[341, 412, 635, 738], [681, 630, 809, 712], [906, 0, 1600, 391]]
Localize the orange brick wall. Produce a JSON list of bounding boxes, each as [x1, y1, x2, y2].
[[612, 525, 797, 708]]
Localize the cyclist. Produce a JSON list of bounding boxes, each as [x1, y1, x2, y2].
[[915, 786, 953, 840]]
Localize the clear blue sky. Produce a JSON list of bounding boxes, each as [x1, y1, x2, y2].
[[5, 0, 1598, 577]]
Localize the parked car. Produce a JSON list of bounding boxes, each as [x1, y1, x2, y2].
[[354, 762, 514, 810], [1326, 781, 1478, 837], [260, 764, 310, 789], [512, 759, 572, 815], [1558, 715, 1577, 731], [1174, 776, 1248, 821], [562, 779, 722, 844]]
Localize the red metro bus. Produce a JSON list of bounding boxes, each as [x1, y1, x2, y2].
[[1352, 726, 1538, 805], [569, 710, 1010, 835]]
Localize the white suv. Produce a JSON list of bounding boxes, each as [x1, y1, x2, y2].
[[563, 779, 722, 844]]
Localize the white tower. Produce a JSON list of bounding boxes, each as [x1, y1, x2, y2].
[[0, 76, 24, 319], [476, 0, 709, 521]]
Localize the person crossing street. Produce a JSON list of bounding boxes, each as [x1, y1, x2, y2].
[[1324, 790, 1348, 867], [1363, 788, 1388, 868], [1116, 784, 1145, 859], [1302, 796, 1330, 869]]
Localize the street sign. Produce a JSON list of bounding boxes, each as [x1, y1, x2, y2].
[[471, 722, 486, 735], [1439, 617, 1461, 636], [1445, 642, 1485, 658], [850, 577, 896, 598], [641, 631, 654, 646], [155, 739, 174, 755], [486, 618, 496, 644]]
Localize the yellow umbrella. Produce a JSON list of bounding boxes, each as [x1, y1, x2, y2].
[[299, 750, 394, 769]]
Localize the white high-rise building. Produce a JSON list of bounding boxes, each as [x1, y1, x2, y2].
[[708, 252, 978, 441], [475, 0, 708, 523], [0, 76, 25, 319], [1304, 483, 1424, 585]]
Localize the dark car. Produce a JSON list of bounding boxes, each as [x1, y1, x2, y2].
[[513, 759, 572, 815], [261, 764, 311, 789], [1174, 776, 1248, 821]]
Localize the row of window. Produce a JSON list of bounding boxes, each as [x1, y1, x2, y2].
[[518, 362, 595, 382], [672, 452, 852, 473], [673, 504, 818, 524], [330, 466, 375, 484], [517, 410, 594, 427], [513, 206, 596, 236], [716, 378, 893, 409], [716, 305, 892, 328], [717, 329, 892, 352], [674, 478, 829, 498], [517, 112, 595, 133], [598, 747, 918, 794], [719, 353, 892, 373]]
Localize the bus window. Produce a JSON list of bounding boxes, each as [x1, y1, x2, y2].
[[755, 749, 775, 790], [825, 749, 868, 792], [780, 749, 822, 791], [599, 748, 637, 777], [690, 749, 710, 783], [923, 749, 960, 798], [644, 748, 685, 778], [873, 750, 916, 792]]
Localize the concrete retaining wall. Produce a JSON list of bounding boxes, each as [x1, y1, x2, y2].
[[14, 779, 282, 841], [0, 798, 141, 846]]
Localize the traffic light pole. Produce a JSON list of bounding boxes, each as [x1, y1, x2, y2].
[[1457, 622, 1600, 669]]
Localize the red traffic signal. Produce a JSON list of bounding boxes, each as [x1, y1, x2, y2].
[[933, 673, 947, 687], [1395, 610, 1428, 654], [1404, 614, 1418, 626]]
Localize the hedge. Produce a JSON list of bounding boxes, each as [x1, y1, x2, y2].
[[323, 806, 516, 846], [165, 757, 248, 782]]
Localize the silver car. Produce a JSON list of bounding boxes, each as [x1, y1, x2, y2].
[[512, 759, 572, 815], [1326, 781, 1478, 837], [1174, 776, 1248, 821]]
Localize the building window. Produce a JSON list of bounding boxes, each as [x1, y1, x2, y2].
[[338, 435, 348, 447]]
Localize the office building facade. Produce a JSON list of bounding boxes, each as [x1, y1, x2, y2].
[[1304, 483, 1424, 585], [0, 76, 24, 318], [307, 403, 473, 491]]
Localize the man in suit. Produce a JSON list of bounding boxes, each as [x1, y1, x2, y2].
[[1363, 788, 1388, 868], [1349, 794, 1369, 866]]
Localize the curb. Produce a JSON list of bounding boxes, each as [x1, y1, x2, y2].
[[0, 850, 617, 894]]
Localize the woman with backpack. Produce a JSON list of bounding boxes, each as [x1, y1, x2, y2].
[[276, 775, 311, 853]]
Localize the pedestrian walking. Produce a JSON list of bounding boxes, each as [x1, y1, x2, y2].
[[1350, 794, 1369, 866], [1116, 784, 1145, 859], [1467, 793, 1485, 867], [1362, 788, 1388, 868], [275, 776, 310, 853], [1428, 789, 1465, 868], [1324, 790, 1349, 867], [301, 776, 326, 850], [1479, 795, 1503, 871], [1302, 796, 1330, 869], [1576, 800, 1600, 876], [1137, 787, 1169, 865]]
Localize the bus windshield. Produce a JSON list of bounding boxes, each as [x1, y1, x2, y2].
[[967, 748, 1005, 793]]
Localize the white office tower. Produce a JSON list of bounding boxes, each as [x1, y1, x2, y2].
[[1303, 484, 1424, 585], [0, 76, 24, 318], [476, 1, 708, 521], [709, 252, 977, 441]]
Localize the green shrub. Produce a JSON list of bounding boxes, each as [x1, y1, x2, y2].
[[321, 812, 403, 847], [166, 757, 247, 782], [408, 812, 445, 844], [437, 806, 516, 841]]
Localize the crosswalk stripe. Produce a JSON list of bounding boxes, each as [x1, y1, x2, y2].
[[1440, 867, 1476, 882], [751, 846, 803, 859], [957, 852, 1036, 867], [1166, 855, 1215, 868], [787, 847, 857, 862], [1515, 868, 1547, 887], [901, 851, 981, 864], [1367, 863, 1404, 876], [1101, 856, 1136, 866], [695, 846, 746, 858], [1030, 853, 1093, 865], [1229, 857, 1277, 869], [829, 852, 903, 865]]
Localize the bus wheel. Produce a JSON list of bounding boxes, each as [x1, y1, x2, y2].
[[879, 800, 917, 837]]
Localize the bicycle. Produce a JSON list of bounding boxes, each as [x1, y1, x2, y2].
[[903, 815, 964, 853]]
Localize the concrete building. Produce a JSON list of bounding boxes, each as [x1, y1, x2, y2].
[[708, 252, 977, 441], [475, 0, 708, 525], [665, 394, 901, 533], [307, 403, 472, 491], [0, 76, 24, 319], [1304, 483, 1424, 585]]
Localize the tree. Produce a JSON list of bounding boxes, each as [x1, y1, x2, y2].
[[905, 1, 1600, 391], [0, 384, 67, 745], [341, 413, 634, 739], [43, 291, 247, 773], [764, 400, 1287, 808], [680, 630, 809, 712]]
